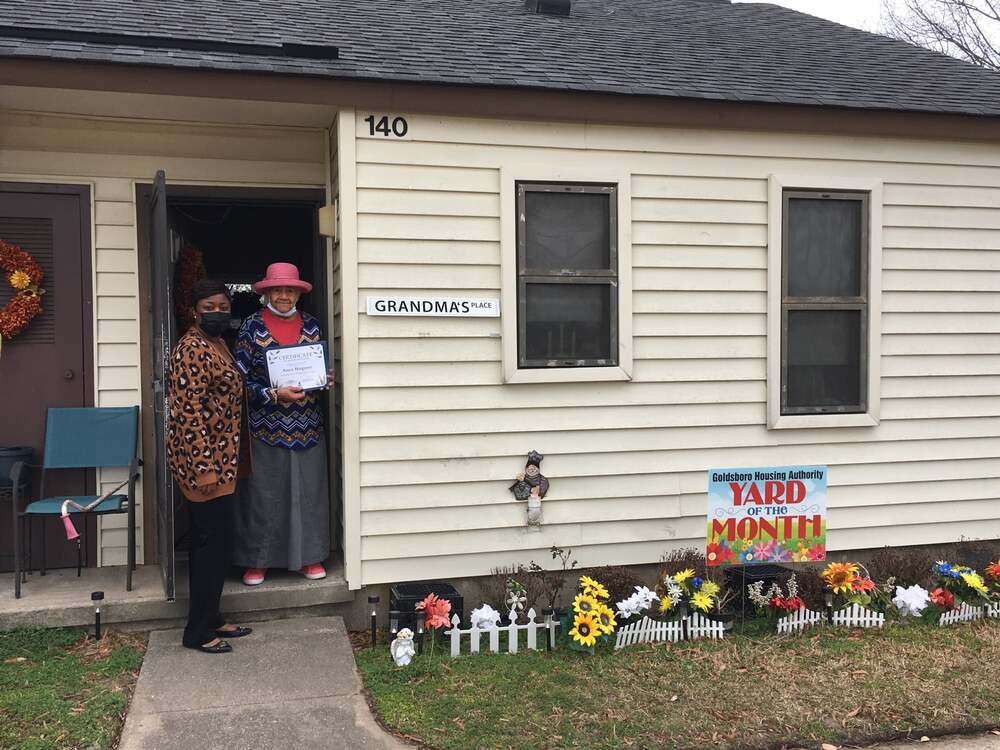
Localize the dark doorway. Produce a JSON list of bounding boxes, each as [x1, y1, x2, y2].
[[136, 181, 333, 599], [0, 183, 95, 573]]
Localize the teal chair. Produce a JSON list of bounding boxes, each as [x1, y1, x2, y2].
[[10, 406, 140, 599]]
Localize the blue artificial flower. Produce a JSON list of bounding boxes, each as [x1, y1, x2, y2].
[[935, 561, 953, 576], [692, 577, 704, 590]]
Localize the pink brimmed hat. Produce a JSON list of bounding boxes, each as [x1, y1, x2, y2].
[[253, 262, 312, 294]]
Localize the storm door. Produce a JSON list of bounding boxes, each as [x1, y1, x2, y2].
[[148, 171, 179, 599]]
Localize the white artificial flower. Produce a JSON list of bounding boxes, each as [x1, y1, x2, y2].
[[470, 603, 501, 629], [632, 585, 659, 609], [616, 598, 640, 620], [893, 584, 930, 617], [615, 586, 660, 620]]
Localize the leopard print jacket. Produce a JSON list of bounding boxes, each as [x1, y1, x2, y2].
[[166, 327, 244, 501]]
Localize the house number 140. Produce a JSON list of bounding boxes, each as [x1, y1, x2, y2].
[[364, 115, 409, 138]]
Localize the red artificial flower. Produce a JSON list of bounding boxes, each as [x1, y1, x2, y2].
[[930, 587, 955, 610], [852, 577, 876, 593], [415, 593, 453, 630], [783, 596, 805, 612], [986, 561, 1000, 583]]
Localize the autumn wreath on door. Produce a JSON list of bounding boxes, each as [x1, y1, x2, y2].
[[0, 239, 45, 347]]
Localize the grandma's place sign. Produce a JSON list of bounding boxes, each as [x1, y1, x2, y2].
[[367, 296, 500, 317], [706, 465, 827, 567]]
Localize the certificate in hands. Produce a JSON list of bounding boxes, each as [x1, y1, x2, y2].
[[265, 341, 329, 392]]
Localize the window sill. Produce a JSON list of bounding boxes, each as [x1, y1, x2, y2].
[[504, 365, 632, 385], [768, 412, 879, 430]]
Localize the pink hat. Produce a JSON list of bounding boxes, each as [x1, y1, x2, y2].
[[253, 262, 312, 294]]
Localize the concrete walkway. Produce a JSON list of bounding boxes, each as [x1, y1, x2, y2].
[[118, 616, 407, 750], [868, 735, 1000, 749]]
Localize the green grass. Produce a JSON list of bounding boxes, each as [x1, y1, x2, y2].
[[356, 620, 1000, 749], [0, 628, 145, 750]]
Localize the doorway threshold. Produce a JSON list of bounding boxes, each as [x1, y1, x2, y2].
[[0, 562, 352, 630]]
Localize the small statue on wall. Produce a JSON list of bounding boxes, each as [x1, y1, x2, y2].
[[510, 451, 549, 526]]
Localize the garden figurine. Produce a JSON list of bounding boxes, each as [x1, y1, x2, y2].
[[389, 628, 416, 666], [510, 450, 549, 525]]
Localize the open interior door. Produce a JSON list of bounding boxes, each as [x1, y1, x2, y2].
[[149, 170, 179, 600]]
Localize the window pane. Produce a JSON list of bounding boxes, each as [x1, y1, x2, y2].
[[786, 310, 862, 410], [524, 191, 611, 271], [524, 283, 612, 363], [787, 197, 863, 298]]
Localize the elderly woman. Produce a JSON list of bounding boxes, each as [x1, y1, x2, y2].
[[167, 279, 252, 653], [233, 262, 333, 585]]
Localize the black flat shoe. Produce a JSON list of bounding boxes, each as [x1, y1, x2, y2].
[[215, 626, 252, 638], [185, 640, 232, 654]]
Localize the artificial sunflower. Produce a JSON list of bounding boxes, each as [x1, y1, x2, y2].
[[659, 596, 674, 614], [961, 571, 989, 595], [821, 562, 859, 594], [570, 612, 600, 647], [700, 580, 721, 597], [580, 576, 610, 600], [572, 593, 599, 616], [690, 591, 714, 612], [594, 604, 617, 634]]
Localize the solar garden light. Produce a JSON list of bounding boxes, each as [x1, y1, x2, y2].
[[368, 594, 380, 647], [415, 611, 425, 654], [91, 591, 104, 640], [824, 589, 834, 623], [542, 608, 554, 651], [389, 609, 401, 638]]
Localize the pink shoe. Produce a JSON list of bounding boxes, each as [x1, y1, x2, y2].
[[242, 568, 266, 586], [298, 563, 326, 580]]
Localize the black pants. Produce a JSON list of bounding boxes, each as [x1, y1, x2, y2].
[[183, 494, 232, 647]]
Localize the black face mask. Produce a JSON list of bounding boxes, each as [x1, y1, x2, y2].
[[198, 311, 232, 338]]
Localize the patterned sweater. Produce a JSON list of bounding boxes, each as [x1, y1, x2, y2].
[[235, 310, 325, 450], [167, 327, 244, 501]]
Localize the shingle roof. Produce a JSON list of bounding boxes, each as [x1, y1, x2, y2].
[[2, 0, 1000, 117]]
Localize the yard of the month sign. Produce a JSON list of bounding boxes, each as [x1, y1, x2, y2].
[[706, 465, 827, 567]]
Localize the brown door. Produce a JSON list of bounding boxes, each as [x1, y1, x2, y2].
[[0, 184, 95, 571]]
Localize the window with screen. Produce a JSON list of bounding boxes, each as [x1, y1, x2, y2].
[[781, 190, 869, 414], [516, 182, 618, 369]]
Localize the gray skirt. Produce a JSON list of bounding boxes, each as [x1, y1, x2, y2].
[[233, 437, 331, 570]]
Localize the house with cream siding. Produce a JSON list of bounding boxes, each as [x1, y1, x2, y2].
[[1, 0, 999, 597]]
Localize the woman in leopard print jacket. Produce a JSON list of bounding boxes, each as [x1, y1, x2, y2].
[[167, 279, 251, 654]]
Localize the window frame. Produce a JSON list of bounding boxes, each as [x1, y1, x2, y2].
[[500, 167, 633, 384], [767, 175, 882, 429], [516, 181, 619, 369], [780, 189, 870, 415]]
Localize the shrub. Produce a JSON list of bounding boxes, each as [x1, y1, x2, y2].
[[866, 546, 937, 588]]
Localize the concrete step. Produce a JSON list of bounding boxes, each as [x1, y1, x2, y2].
[[0, 562, 354, 630]]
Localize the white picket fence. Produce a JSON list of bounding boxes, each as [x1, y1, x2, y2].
[[444, 608, 553, 657], [614, 613, 724, 650], [831, 603, 885, 628], [987, 602, 1000, 620], [776, 607, 826, 634], [939, 601, 984, 626], [614, 616, 683, 649], [687, 612, 726, 640]]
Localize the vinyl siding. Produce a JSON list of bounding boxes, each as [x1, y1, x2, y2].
[[1, 110, 326, 566], [349, 111, 1000, 585]]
